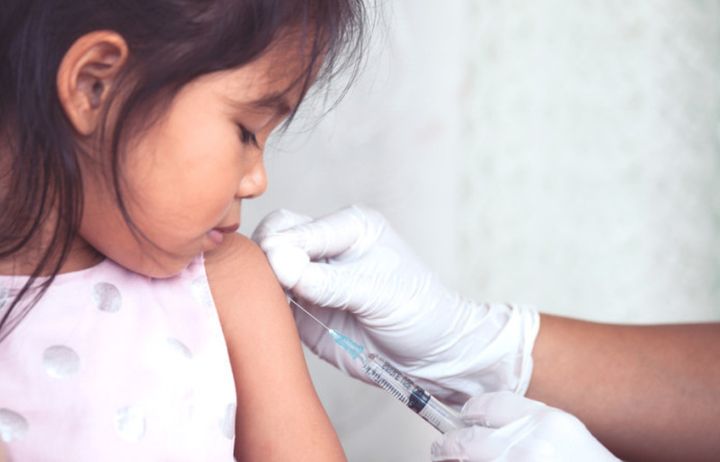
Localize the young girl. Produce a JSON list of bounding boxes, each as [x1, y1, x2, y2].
[[0, 1, 365, 460]]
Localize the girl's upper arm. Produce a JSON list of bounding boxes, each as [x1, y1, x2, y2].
[[204, 233, 346, 462]]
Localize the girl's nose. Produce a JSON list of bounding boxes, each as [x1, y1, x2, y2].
[[236, 155, 268, 199]]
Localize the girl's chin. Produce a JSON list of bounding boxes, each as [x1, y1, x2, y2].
[[206, 229, 225, 246]]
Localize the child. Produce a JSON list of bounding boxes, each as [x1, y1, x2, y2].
[[0, 0, 365, 460]]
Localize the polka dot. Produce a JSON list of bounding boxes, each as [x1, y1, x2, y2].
[[166, 337, 193, 360], [42, 345, 80, 378], [145, 337, 193, 376], [94, 282, 121, 313], [0, 408, 28, 443], [190, 277, 214, 309], [218, 403, 236, 439], [115, 406, 146, 442]]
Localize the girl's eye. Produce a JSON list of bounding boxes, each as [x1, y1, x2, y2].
[[237, 124, 259, 147]]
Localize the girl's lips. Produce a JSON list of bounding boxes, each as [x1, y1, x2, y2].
[[207, 223, 240, 245], [213, 224, 240, 234]]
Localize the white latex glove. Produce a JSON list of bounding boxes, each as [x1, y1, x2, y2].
[[253, 205, 540, 406], [431, 392, 620, 462]]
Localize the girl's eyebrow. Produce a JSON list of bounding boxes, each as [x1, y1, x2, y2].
[[228, 92, 292, 116]]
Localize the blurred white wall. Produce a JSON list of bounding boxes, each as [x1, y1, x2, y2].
[[240, 1, 720, 460]]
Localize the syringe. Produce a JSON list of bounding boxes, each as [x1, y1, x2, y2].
[[289, 297, 464, 434]]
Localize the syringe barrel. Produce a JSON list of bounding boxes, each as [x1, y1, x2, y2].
[[362, 353, 463, 433], [295, 302, 464, 433], [409, 387, 465, 434]]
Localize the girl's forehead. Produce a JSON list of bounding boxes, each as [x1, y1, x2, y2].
[[208, 45, 314, 111], [209, 69, 298, 114]]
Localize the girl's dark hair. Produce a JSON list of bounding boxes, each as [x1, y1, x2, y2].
[[0, 0, 367, 340]]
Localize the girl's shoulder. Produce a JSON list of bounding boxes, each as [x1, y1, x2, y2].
[[203, 232, 266, 276], [202, 232, 286, 340]]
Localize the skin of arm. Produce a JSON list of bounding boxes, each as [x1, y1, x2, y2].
[[204, 233, 346, 462], [527, 314, 720, 462]]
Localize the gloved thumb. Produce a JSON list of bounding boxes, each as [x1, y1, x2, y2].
[[460, 392, 547, 428], [264, 244, 311, 289], [260, 205, 385, 261], [431, 424, 522, 461], [252, 209, 313, 246], [431, 392, 548, 461]]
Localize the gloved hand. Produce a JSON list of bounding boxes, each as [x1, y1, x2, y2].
[[431, 392, 620, 461], [252, 205, 540, 406]]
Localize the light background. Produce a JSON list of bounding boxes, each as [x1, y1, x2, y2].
[[239, 1, 720, 460]]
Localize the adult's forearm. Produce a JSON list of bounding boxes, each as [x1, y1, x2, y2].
[[526, 314, 720, 462]]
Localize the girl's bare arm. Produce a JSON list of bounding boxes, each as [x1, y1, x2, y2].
[[205, 234, 345, 462]]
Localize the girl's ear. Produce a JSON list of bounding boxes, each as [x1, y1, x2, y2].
[[56, 31, 129, 135]]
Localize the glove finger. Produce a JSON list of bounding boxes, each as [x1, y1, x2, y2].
[[293, 261, 396, 317], [252, 209, 313, 245], [266, 244, 393, 314], [264, 245, 311, 289], [461, 391, 547, 428], [261, 205, 384, 261], [292, 262, 355, 310], [266, 241, 399, 316], [430, 426, 504, 462]]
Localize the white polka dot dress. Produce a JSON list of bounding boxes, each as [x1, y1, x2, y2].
[[0, 255, 236, 461]]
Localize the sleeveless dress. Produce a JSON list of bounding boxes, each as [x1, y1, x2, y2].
[[0, 255, 237, 461]]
